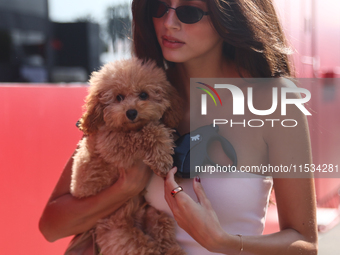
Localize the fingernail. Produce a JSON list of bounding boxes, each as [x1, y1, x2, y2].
[[195, 176, 201, 183]]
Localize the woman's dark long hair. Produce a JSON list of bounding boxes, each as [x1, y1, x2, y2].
[[131, 0, 294, 78]]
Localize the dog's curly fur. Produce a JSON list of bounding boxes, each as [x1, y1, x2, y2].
[[70, 58, 186, 255]]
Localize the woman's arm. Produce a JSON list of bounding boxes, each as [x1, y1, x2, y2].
[[39, 151, 152, 242], [227, 87, 317, 254]]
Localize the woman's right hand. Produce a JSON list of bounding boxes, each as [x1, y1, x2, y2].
[[39, 151, 152, 242]]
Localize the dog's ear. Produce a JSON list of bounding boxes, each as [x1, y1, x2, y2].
[[80, 92, 105, 135], [162, 86, 183, 128]]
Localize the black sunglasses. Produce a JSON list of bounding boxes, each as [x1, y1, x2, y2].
[[150, 0, 209, 24]]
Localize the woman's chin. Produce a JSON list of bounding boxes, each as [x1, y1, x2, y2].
[[162, 50, 188, 64], [163, 55, 187, 64]]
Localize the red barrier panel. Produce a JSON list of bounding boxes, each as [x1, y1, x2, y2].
[[0, 85, 87, 255]]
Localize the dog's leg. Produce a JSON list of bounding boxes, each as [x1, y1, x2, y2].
[[142, 125, 175, 177], [96, 199, 164, 255], [144, 206, 186, 255], [71, 137, 119, 198], [71, 156, 118, 197], [96, 224, 163, 255]]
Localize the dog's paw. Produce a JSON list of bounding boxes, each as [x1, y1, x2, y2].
[[143, 156, 173, 177]]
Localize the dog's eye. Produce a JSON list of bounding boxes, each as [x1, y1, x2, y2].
[[116, 94, 124, 102], [139, 92, 148, 100]]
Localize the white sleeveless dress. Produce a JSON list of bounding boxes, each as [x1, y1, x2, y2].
[[145, 172, 273, 255]]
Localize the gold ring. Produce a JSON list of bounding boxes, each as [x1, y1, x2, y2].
[[171, 186, 183, 197]]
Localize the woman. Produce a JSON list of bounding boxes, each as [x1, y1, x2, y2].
[[132, 0, 317, 254], [39, 0, 318, 254]]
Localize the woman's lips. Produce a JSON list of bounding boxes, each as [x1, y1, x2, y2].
[[162, 35, 185, 49]]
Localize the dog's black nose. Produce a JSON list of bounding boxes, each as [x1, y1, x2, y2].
[[126, 109, 138, 121]]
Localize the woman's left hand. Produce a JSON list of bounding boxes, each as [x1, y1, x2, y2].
[[164, 167, 228, 252]]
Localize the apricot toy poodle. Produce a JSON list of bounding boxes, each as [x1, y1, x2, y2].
[[70, 58, 186, 255]]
